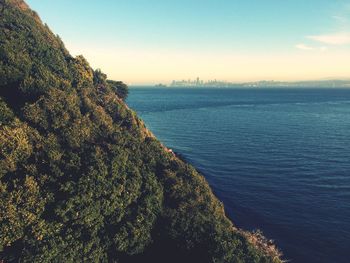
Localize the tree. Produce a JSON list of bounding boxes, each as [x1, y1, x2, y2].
[[107, 80, 129, 101], [93, 69, 107, 86]]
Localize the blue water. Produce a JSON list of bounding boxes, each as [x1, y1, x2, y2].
[[127, 88, 350, 263]]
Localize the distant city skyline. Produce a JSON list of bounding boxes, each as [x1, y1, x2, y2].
[[168, 77, 350, 88], [27, 0, 350, 85]]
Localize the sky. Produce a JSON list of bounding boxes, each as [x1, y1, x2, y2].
[[26, 0, 350, 85]]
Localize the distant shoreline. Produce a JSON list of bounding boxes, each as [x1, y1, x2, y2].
[[130, 85, 350, 89], [129, 79, 350, 88]]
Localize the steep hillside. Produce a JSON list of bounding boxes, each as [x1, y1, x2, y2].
[[0, 0, 281, 262]]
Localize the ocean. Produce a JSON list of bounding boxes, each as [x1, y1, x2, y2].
[[127, 87, 350, 263]]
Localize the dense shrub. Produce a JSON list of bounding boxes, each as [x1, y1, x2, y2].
[[0, 1, 281, 262]]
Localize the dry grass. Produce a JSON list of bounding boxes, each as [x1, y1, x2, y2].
[[240, 229, 285, 262]]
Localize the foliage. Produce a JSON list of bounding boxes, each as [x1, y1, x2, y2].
[[107, 80, 129, 101], [93, 69, 107, 86], [0, 1, 281, 262]]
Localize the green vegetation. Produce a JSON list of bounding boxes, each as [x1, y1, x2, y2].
[[107, 80, 129, 101], [0, 1, 281, 262]]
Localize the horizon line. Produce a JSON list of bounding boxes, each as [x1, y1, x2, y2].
[[124, 78, 350, 86]]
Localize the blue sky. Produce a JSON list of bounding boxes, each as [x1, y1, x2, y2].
[[27, 0, 350, 84]]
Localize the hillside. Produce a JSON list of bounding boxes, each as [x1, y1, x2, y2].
[[0, 0, 281, 262]]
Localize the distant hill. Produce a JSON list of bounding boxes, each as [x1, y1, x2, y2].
[[0, 1, 281, 262]]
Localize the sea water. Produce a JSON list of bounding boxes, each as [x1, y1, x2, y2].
[[127, 88, 350, 263]]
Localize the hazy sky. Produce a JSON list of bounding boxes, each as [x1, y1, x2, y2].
[[26, 0, 350, 84]]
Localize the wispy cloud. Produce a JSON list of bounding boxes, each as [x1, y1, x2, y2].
[[295, 44, 328, 52], [332, 15, 348, 23], [307, 32, 350, 45], [295, 44, 314, 50]]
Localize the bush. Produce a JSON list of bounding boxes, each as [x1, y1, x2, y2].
[[0, 1, 281, 262]]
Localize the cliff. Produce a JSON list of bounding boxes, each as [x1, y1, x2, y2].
[[0, 1, 281, 262]]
